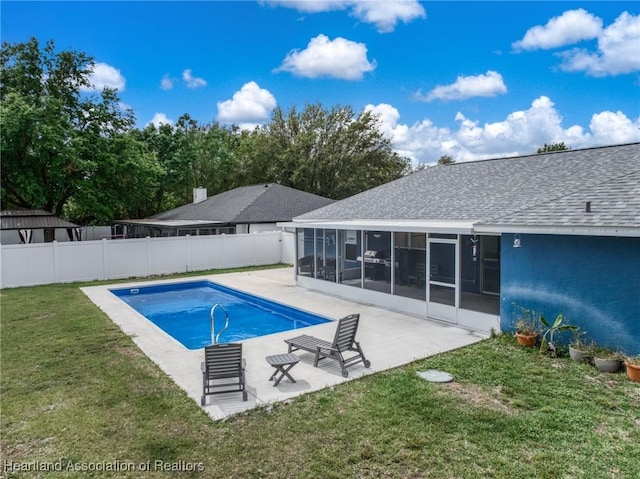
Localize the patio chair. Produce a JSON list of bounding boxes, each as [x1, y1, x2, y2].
[[284, 313, 371, 377], [201, 343, 247, 405]]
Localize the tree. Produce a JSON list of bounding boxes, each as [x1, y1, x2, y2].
[[135, 116, 241, 212], [63, 133, 164, 224], [437, 155, 455, 165], [0, 38, 140, 229], [537, 142, 571, 154], [134, 122, 182, 212], [253, 103, 410, 199]]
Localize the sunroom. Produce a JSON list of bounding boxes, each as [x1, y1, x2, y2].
[[287, 144, 640, 339], [293, 220, 502, 333]]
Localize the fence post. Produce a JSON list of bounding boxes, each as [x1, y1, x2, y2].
[[253, 234, 258, 266], [102, 238, 108, 280], [146, 236, 151, 277], [221, 234, 226, 268], [52, 240, 58, 283], [186, 234, 190, 273]]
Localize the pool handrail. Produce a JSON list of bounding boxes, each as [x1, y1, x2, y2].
[[210, 304, 230, 344]]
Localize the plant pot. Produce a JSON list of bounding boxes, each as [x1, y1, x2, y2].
[[624, 361, 640, 382], [569, 345, 592, 363], [594, 357, 622, 373], [515, 331, 537, 347]]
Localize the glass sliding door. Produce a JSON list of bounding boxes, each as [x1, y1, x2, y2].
[[428, 238, 458, 322], [481, 235, 500, 295], [460, 235, 500, 315]]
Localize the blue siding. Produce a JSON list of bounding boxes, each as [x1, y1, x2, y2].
[[501, 234, 640, 355]]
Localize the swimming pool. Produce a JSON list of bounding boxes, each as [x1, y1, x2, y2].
[[110, 281, 330, 349]]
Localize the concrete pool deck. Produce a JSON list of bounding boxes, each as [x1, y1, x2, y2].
[[82, 267, 488, 420]]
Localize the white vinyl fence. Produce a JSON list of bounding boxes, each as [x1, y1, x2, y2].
[[1, 231, 295, 288]]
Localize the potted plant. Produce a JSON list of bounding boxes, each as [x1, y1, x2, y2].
[[624, 356, 640, 382], [569, 329, 595, 363], [592, 347, 624, 373], [514, 310, 539, 347], [538, 313, 577, 357]]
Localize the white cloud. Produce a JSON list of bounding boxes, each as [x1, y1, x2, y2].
[[558, 12, 640, 76], [417, 71, 507, 102], [368, 97, 640, 167], [512, 9, 602, 51], [589, 110, 640, 144], [216, 81, 277, 129], [261, 1, 349, 13], [274, 34, 376, 80], [350, 1, 426, 33], [182, 69, 207, 89], [364, 103, 400, 139], [160, 74, 174, 90], [83, 62, 126, 92], [148, 113, 173, 128], [261, 0, 425, 32]]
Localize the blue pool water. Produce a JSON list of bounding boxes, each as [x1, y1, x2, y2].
[[110, 281, 330, 349]]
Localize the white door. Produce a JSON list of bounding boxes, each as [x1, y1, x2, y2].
[[427, 239, 458, 323]]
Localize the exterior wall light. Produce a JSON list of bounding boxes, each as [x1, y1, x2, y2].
[[513, 234, 521, 248]]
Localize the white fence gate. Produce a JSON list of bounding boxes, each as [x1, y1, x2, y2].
[[1, 232, 294, 288]]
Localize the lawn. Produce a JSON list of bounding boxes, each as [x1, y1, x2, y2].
[[1, 266, 639, 478]]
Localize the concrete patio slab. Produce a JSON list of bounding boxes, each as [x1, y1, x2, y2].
[[82, 267, 487, 420]]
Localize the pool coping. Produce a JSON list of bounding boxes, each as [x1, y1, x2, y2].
[[81, 268, 488, 420]]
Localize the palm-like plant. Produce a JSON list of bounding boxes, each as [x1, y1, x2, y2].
[[539, 314, 578, 357]]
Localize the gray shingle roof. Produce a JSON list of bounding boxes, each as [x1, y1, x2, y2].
[[488, 169, 640, 228], [153, 183, 334, 223], [296, 143, 640, 230]]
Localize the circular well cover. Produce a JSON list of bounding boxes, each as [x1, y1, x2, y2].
[[417, 370, 454, 383]]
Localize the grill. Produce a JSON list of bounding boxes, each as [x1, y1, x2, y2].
[[363, 250, 385, 263]]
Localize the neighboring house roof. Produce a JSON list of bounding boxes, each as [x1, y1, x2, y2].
[[294, 143, 640, 236], [152, 183, 335, 224], [0, 210, 79, 230]]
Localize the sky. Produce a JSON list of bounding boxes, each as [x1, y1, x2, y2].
[[2, 1, 639, 166]]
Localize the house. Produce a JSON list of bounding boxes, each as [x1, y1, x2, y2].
[[0, 210, 80, 244], [113, 183, 334, 238], [287, 143, 640, 355]]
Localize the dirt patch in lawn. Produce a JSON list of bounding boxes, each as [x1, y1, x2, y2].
[[440, 382, 517, 414]]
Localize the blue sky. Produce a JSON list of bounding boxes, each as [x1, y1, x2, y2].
[[2, 1, 639, 165]]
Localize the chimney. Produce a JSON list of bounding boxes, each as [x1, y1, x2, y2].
[[193, 187, 207, 204]]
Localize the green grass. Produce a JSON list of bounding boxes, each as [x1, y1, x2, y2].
[[2, 266, 639, 478]]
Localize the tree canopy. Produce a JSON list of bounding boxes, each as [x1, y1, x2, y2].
[[437, 155, 455, 165], [1, 38, 142, 221], [537, 142, 571, 154], [252, 103, 410, 199], [1, 38, 411, 227]]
